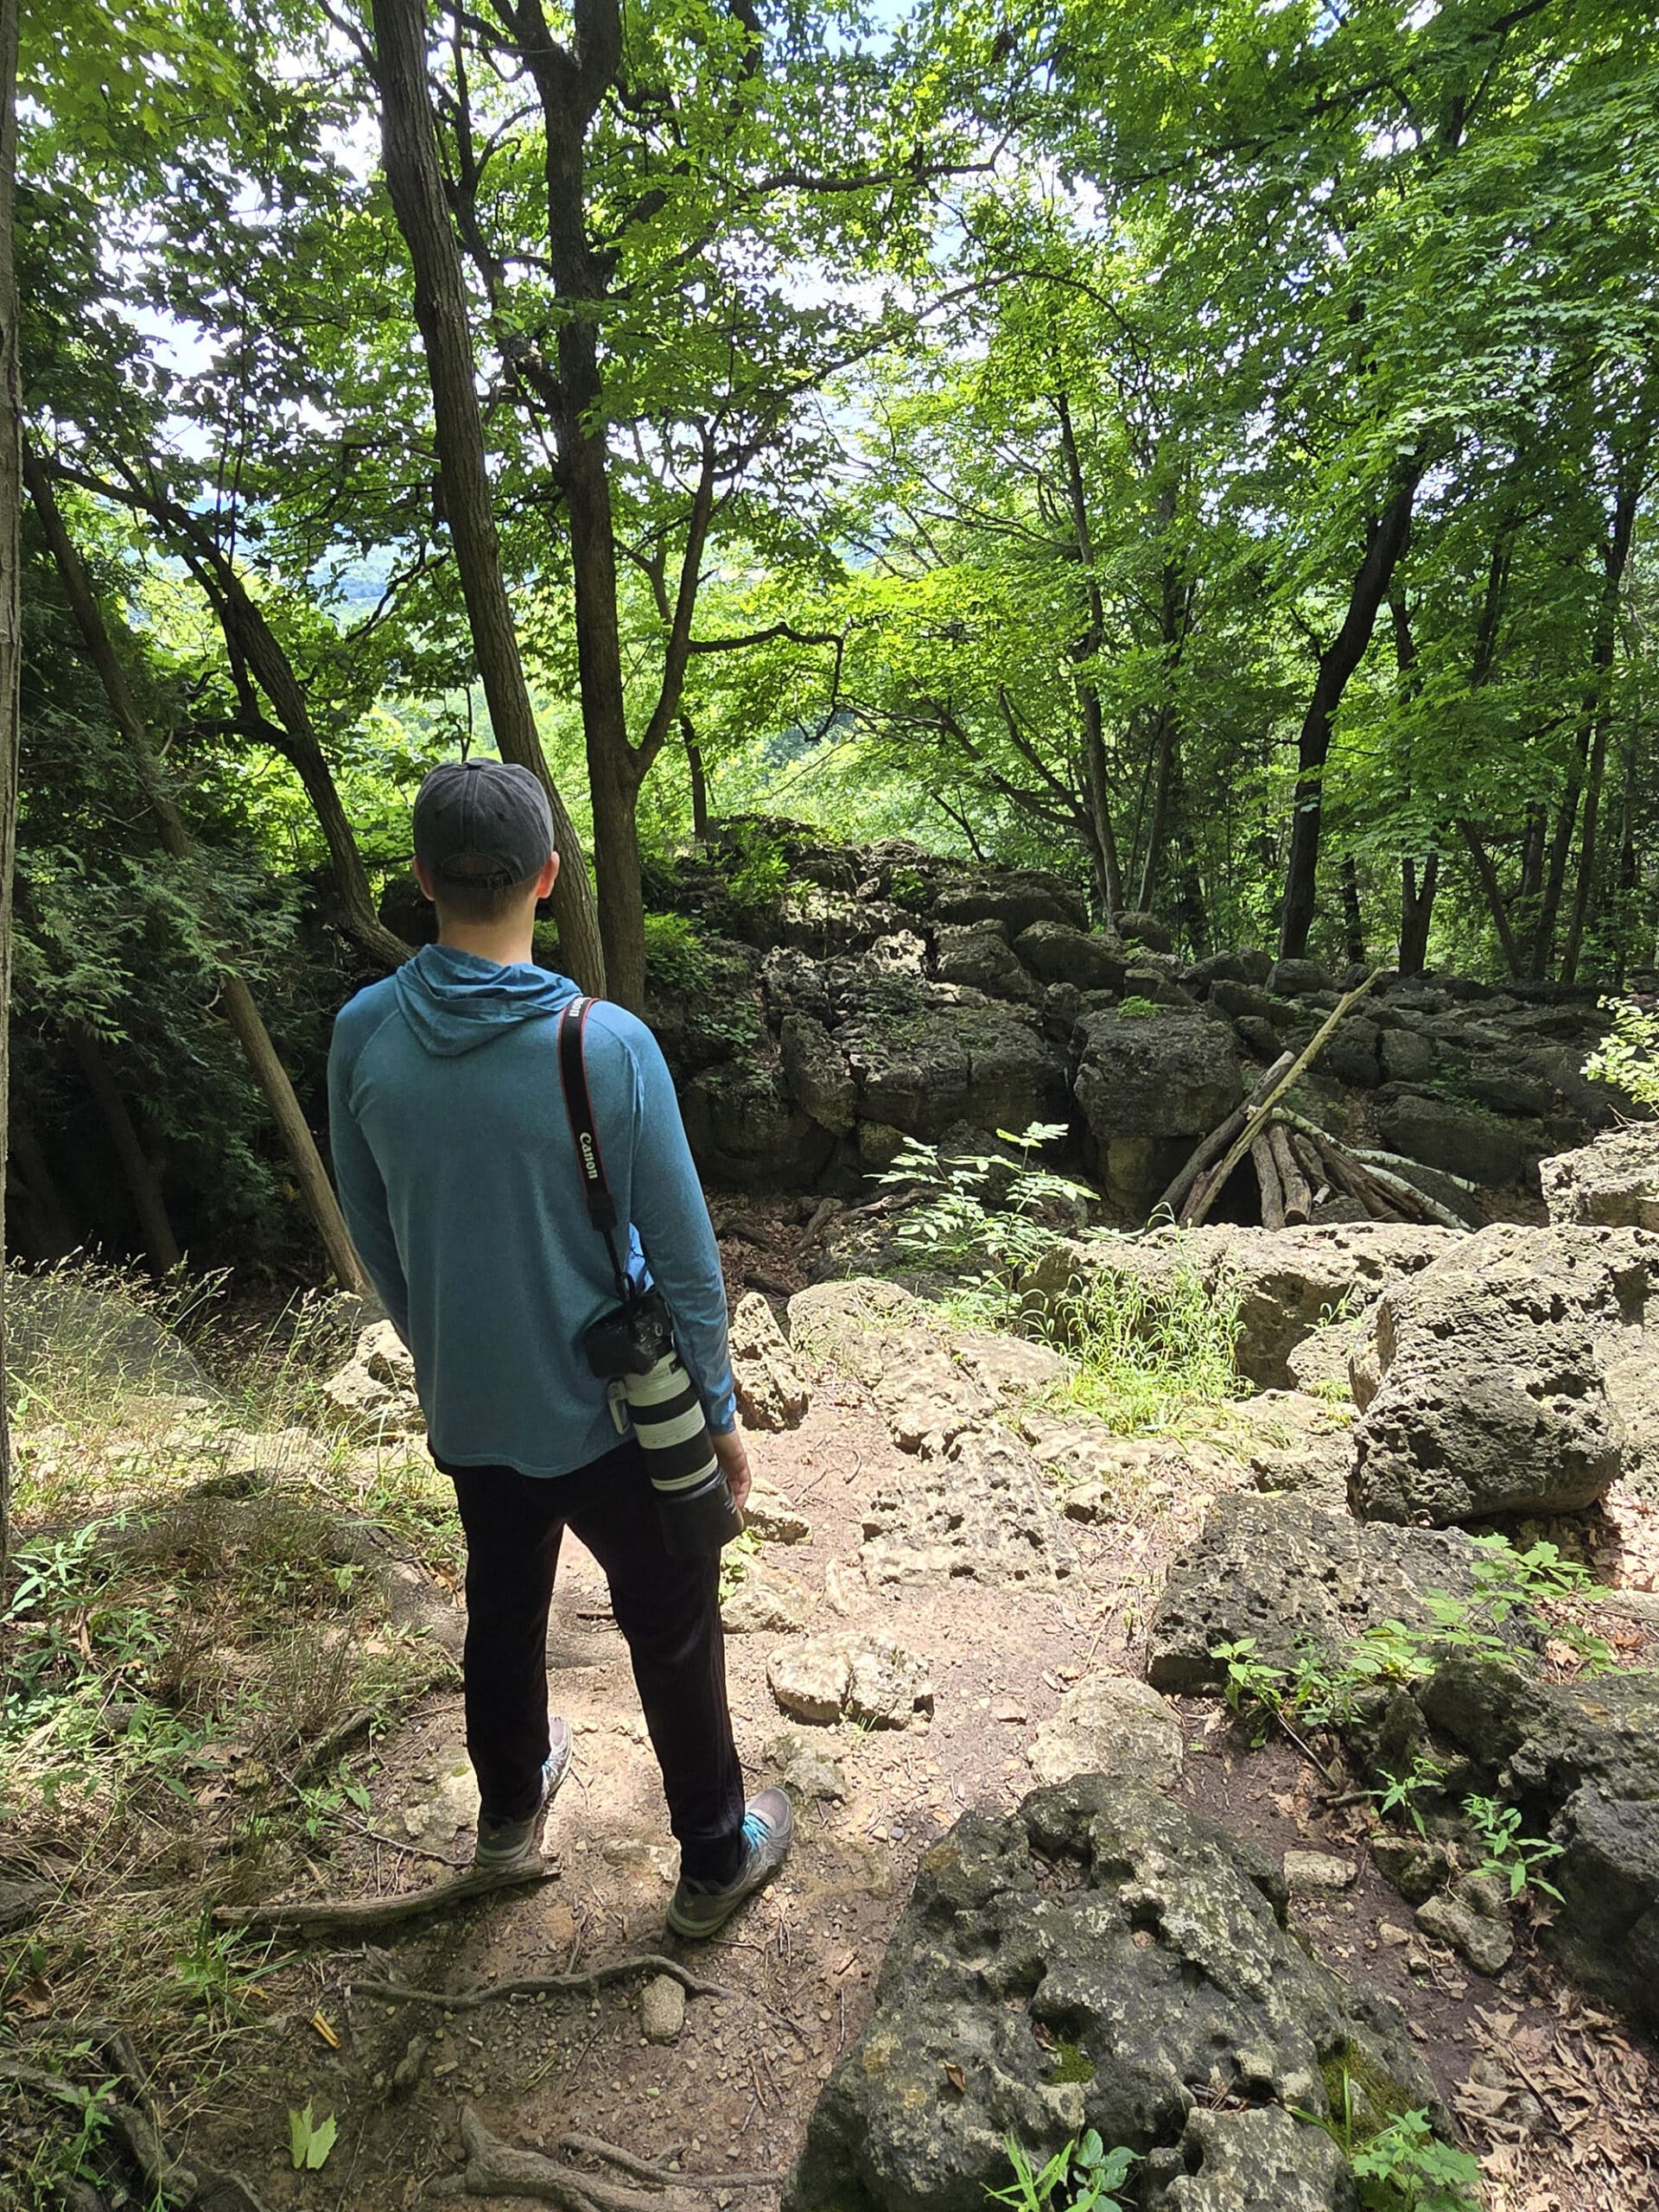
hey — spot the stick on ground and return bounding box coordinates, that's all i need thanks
[213,1857,557,1934]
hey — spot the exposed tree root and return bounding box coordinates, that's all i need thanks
[212,1856,556,1933]
[431,2110,779,2208]
[348,1951,739,2011]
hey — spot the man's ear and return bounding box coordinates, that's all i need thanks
[537,851,561,899]
[414,857,436,903]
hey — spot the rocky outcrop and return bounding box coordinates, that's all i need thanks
[1417,1656,1659,2035]
[785,1772,1436,2212]
[1025,1671,1184,1790]
[728,1292,810,1432]
[1024,1223,1454,1389]
[645,828,1642,1198]
[321,1319,424,1437]
[1541,1122,1659,1229]
[1350,1224,1659,1524]
[1146,1492,1491,1690]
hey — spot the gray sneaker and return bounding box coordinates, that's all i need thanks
[665,1789,793,1940]
[473,1718,572,1876]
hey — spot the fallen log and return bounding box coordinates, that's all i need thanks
[1268,1122,1312,1224]
[1153,1049,1294,1223]
[1184,971,1380,1225]
[1273,1109,1482,1199]
[213,1856,556,1935]
[1250,1133,1286,1231]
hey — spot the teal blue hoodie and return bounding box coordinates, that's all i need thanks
[327,944,736,1478]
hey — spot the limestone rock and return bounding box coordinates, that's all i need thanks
[322,1321,425,1437]
[1147,1492,1491,1692]
[838,1004,1066,1145]
[1541,1122,1659,1230]
[680,1062,835,1191]
[640,1974,687,2044]
[1267,957,1333,998]
[1143,2107,1357,2212]
[729,1292,810,1432]
[1072,1010,1243,1211]
[1014,920,1129,993]
[931,922,1041,1003]
[1371,1836,1456,1906]
[1415,1893,1514,1978]
[859,1428,1076,1589]
[1376,1089,1550,1190]
[744,1477,811,1545]
[767,1633,934,1728]
[931,868,1088,936]
[1284,1851,1357,1899]
[779,1012,856,1134]
[1026,1671,1184,1791]
[785,1772,1435,2212]
[1418,1655,1659,2033]
[1114,910,1173,955]
[1349,1224,1650,1523]
[721,1564,812,1635]
[402,1754,479,1849]
[1022,1223,1453,1390]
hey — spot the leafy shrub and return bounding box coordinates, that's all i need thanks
[643,911,718,995]
[726,821,791,910]
[1584,996,1659,1110]
[986,2130,1135,2212]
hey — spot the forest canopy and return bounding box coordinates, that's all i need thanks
[11,0,1659,1270]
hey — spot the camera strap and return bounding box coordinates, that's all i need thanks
[557,996,632,1310]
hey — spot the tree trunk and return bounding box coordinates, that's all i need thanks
[24,449,370,1294]
[1560,465,1643,986]
[369,0,604,995]
[683,715,709,844]
[67,1025,182,1274]
[0,0,20,1585]
[9,1119,75,1260]
[1397,852,1438,976]
[1279,465,1420,959]
[1458,819,1524,978]
[1339,854,1365,964]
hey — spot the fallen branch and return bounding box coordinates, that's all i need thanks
[1273,1109,1482,1199]
[348,1952,739,2012]
[213,1857,556,1934]
[1183,973,1380,1225]
[1250,1132,1286,1231]
[1268,1122,1312,1224]
[1152,1050,1294,1223]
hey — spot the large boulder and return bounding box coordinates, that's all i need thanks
[838,1005,1065,1144]
[1014,921,1129,994]
[1376,1088,1551,1189]
[931,922,1041,1002]
[1147,1491,1488,1691]
[1349,1225,1657,1524]
[931,869,1088,936]
[1072,1008,1242,1212]
[1540,1123,1659,1230]
[779,1012,856,1133]
[785,1772,1434,2212]
[679,1062,836,1189]
[1024,1223,1454,1390]
[1418,1656,1659,2036]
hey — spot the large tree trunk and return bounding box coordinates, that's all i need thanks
[24,451,370,1294]
[370,0,605,994]
[0,0,19,1585]
[1279,466,1421,959]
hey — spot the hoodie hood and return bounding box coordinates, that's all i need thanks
[394,942,578,1058]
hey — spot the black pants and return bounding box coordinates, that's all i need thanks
[442,1438,746,1887]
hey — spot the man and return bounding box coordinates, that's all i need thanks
[327,757,791,1937]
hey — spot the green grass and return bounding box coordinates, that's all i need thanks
[1043,1258,1244,1437]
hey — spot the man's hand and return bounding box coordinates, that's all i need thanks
[710,1425,752,1514]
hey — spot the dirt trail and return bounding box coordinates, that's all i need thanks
[188,1331,1656,2212]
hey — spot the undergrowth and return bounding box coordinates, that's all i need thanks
[876,1123,1243,1433]
[0,1259,459,2207]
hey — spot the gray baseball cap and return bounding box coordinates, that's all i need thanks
[413,759,556,889]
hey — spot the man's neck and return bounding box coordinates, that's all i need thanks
[435,918,537,967]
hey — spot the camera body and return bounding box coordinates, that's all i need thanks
[583,1287,743,1557]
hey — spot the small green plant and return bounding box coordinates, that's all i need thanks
[288,2102,338,2171]
[718,1527,760,1605]
[1369,1754,1447,1839]
[1461,1793,1565,1903]
[1584,996,1659,1110]
[878,1121,1090,1307]
[1300,2078,1482,2212]
[1115,995,1166,1020]
[725,822,790,910]
[889,863,931,910]
[986,2130,1136,2212]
